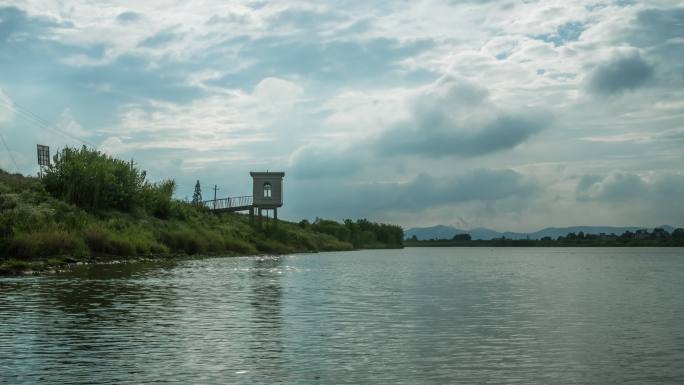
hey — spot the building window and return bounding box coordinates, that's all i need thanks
[263,182,272,198]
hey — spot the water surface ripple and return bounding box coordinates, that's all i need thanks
[2,248,684,384]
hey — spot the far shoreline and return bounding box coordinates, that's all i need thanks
[405,240,684,248]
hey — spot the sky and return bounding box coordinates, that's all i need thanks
[0,0,683,231]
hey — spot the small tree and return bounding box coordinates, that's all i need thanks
[192,180,202,205]
[452,233,471,241]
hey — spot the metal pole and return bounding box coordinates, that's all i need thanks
[213,184,218,210]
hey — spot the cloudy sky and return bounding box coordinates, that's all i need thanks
[1,0,683,231]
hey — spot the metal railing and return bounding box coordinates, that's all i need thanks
[203,195,253,211]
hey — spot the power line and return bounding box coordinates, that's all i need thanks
[0,133,19,173]
[0,98,97,148]
[0,98,97,147]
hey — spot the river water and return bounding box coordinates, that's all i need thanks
[2,247,684,384]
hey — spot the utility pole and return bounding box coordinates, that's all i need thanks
[129,158,137,171]
[213,184,219,210]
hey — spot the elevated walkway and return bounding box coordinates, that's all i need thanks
[203,195,253,213]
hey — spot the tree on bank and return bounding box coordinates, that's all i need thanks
[192,180,202,205]
[42,146,175,218]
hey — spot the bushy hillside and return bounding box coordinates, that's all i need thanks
[0,147,403,273]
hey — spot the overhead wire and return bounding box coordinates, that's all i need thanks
[0,98,98,148]
[0,132,20,173]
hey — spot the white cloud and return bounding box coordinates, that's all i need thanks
[103,77,307,156]
[320,87,413,140]
[2,0,684,228]
[253,77,303,109]
[56,109,91,137]
[180,153,253,172]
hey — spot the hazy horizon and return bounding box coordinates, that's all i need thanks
[405,223,676,231]
[1,1,683,231]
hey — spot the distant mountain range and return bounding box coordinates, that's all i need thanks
[404,225,676,241]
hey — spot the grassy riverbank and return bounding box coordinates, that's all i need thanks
[0,148,403,274]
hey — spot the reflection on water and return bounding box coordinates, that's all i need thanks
[2,248,684,384]
[248,256,285,379]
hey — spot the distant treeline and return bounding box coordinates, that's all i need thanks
[406,228,684,247]
[298,218,404,249]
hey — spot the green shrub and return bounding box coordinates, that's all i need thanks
[254,237,295,254]
[108,238,136,256]
[309,218,403,248]
[5,235,36,258]
[0,192,19,210]
[42,146,176,217]
[157,228,210,255]
[223,237,257,254]
[43,146,144,212]
[83,224,166,256]
[37,229,87,257]
[82,226,112,254]
[6,230,86,259]
[0,170,42,193]
[2,259,33,271]
[142,179,176,219]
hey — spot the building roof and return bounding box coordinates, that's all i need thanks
[250,171,285,177]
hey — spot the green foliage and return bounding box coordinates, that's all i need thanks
[257,222,354,252]
[1,165,401,271]
[157,227,228,255]
[141,179,176,219]
[6,229,87,259]
[82,223,168,256]
[0,169,42,193]
[43,146,145,212]
[310,218,404,249]
[41,146,175,218]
